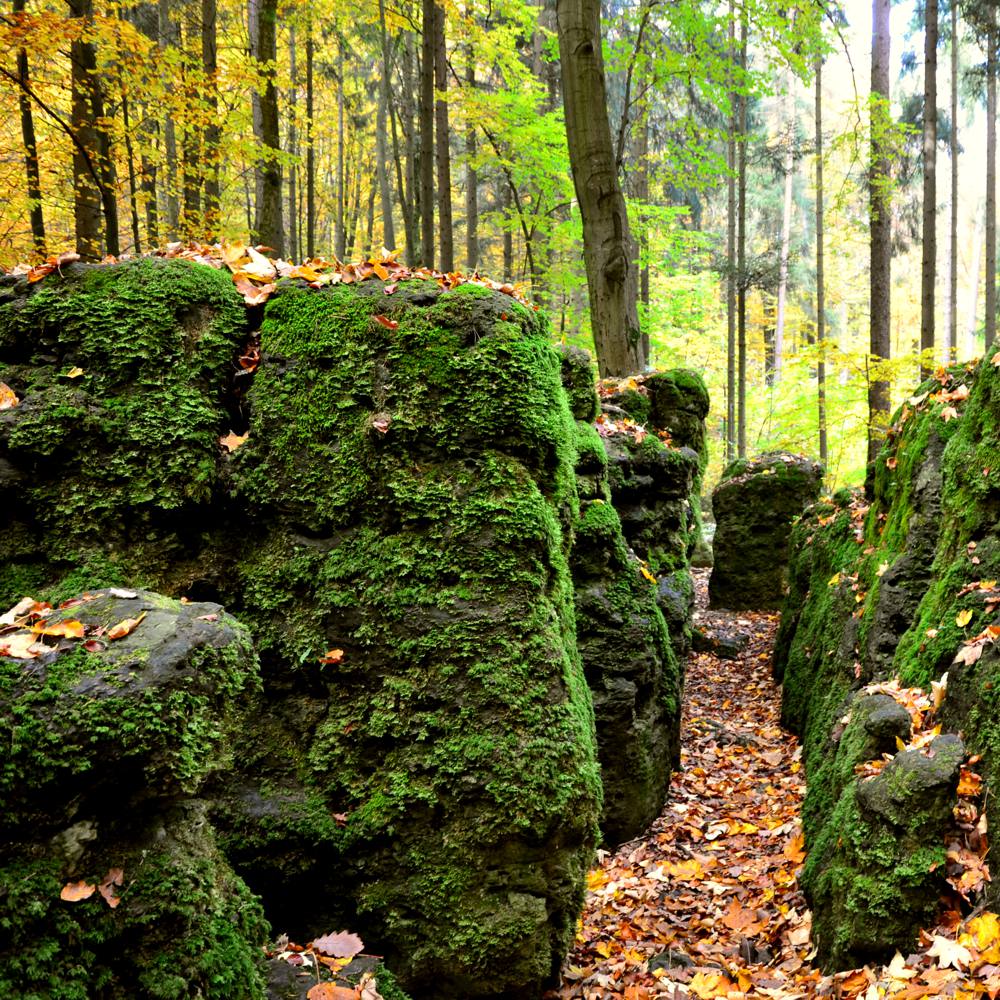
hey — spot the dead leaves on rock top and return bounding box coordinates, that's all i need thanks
[0,593,150,660]
[270,931,385,1000]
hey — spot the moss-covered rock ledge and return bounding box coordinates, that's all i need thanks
[773,356,1000,970]
[0,260,616,999]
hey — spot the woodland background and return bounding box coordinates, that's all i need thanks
[1,0,996,486]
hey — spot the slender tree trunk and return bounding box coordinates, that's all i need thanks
[202,0,220,238]
[726,1,736,463]
[69,0,103,259]
[336,40,347,259]
[774,68,795,385]
[920,0,938,375]
[987,8,997,351]
[122,95,142,251]
[946,0,958,360]
[465,20,478,271]
[420,0,435,266]
[637,115,650,313]
[366,179,376,253]
[376,0,396,251]
[870,0,893,465]
[159,0,180,240]
[14,0,44,253]
[288,25,298,261]
[434,2,453,271]
[306,19,315,257]
[737,15,748,457]
[816,56,828,467]
[399,36,420,260]
[253,0,284,252]
[556,0,644,377]
[966,203,984,357]
[501,179,513,278]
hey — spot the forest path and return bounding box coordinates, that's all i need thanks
[555,569,820,999]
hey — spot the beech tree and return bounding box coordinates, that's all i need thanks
[556,0,644,378]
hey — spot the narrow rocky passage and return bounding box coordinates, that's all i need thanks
[554,571,1000,1000]
[556,569,816,999]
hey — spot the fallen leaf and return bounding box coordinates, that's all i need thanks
[220,431,249,453]
[107,611,147,641]
[98,868,123,908]
[60,880,96,902]
[31,619,85,639]
[957,609,974,628]
[306,985,356,1000]
[310,930,364,960]
[0,381,20,410]
[0,597,36,624]
[0,631,44,658]
[318,648,345,665]
[108,589,138,599]
[64,366,85,378]
[373,314,399,330]
[927,933,972,970]
[942,405,960,422]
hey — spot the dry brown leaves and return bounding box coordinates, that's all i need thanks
[555,571,1000,999]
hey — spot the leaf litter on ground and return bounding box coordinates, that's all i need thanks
[555,569,1000,999]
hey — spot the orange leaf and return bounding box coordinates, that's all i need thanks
[373,314,398,330]
[310,930,364,959]
[306,985,357,1000]
[220,431,249,453]
[0,382,19,410]
[60,880,96,902]
[32,619,85,639]
[107,611,147,641]
[318,648,345,665]
[98,867,123,908]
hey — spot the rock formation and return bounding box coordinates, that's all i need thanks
[709,451,823,611]
[773,358,1000,969]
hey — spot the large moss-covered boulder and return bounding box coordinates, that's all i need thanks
[0,590,268,1000]
[559,348,681,845]
[0,259,247,606]
[803,734,964,969]
[221,281,601,998]
[709,451,823,610]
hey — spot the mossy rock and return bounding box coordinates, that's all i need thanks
[709,451,823,610]
[556,344,599,422]
[0,258,246,607]
[0,589,259,836]
[569,425,681,846]
[223,280,601,999]
[802,735,963,970]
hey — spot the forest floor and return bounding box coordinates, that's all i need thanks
[554,570,1000,1000]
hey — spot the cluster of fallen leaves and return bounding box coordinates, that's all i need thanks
[0,591,146,660]
[596,412,653,447]
[60,868,123,909]
[556,570,1000,999]
[597,375,674,446]
[151,241,533,309]
[269,930,385,1000]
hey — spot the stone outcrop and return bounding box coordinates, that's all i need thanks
[0,590,269,999]
[773,357,1000,969]
[559,347,682,847]
[0,261,609,1000]
[709,451,823,610]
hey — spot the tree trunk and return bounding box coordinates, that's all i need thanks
[556,0,644,377]
[966,202,984,357]
[946,0,958,360]
[376,0,396,251]
[399,35,420,261]
[501,179,513,278]
[336,39,347,259]
[14,0,44,254]
[434,2,453,271]
[870,0,892,466]
[726,0,736,463]
[637,115,650,314]
[159,0,180,240]
[465,22,478,271]
[253,0,284,252]
[816,55,828,467]
[920,0,937,375]
[306,19,315,257]
[987,7,997,351]
[420,0,435,266]
[288,25,298,261]
[122,95,142,252]
[774,67,795,385]
[69,0,104,259]
[737,15,748,458]
[202,0,220,239]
